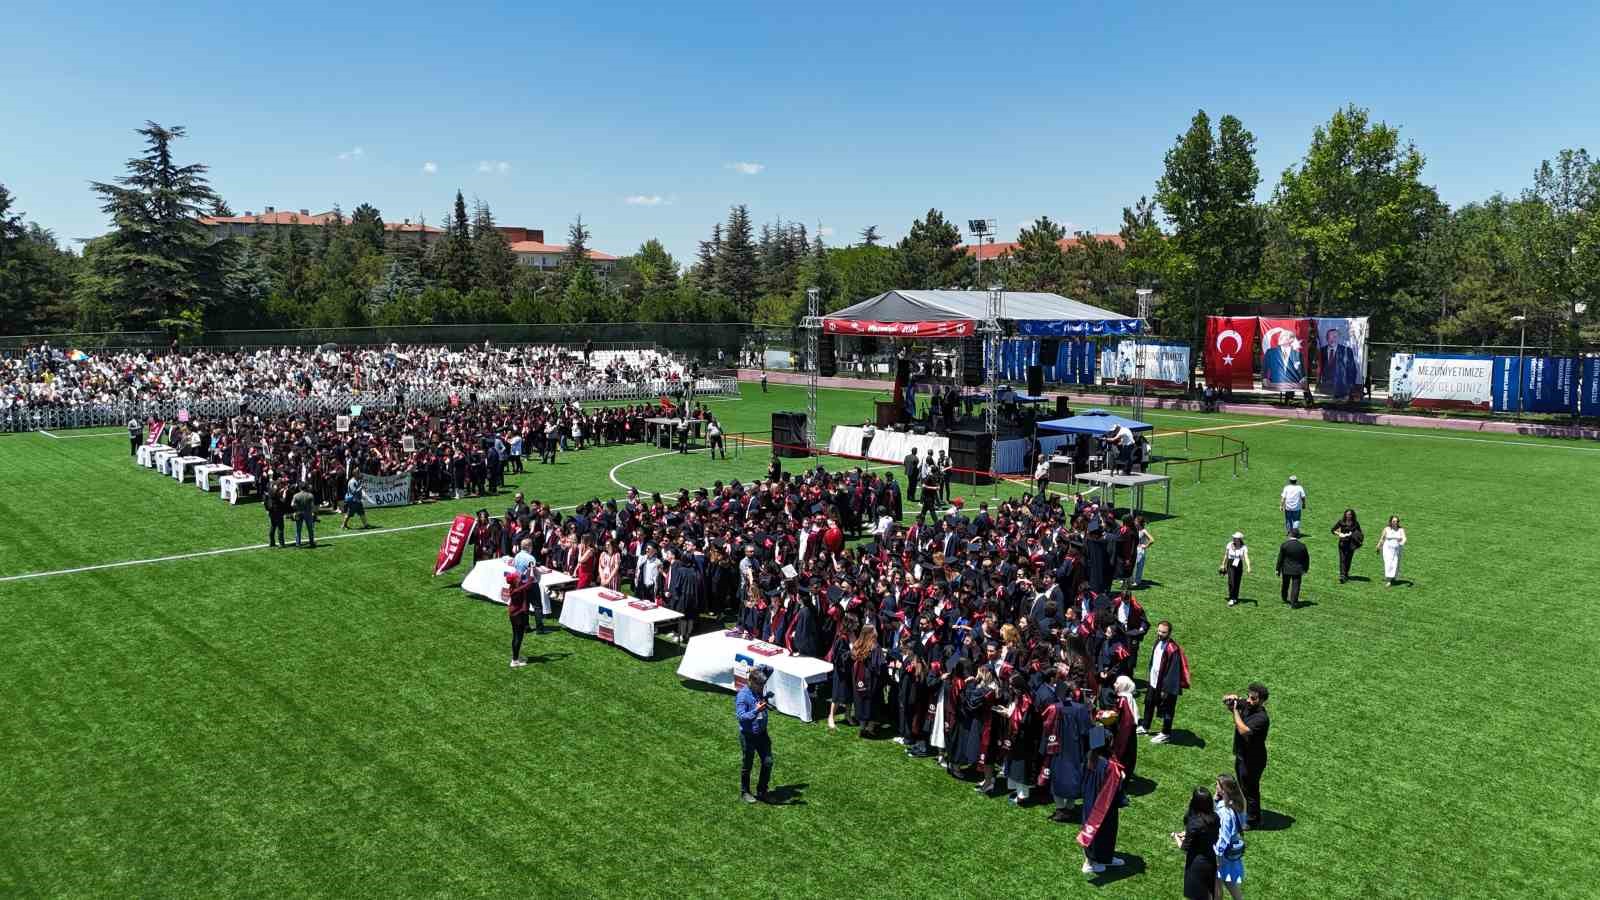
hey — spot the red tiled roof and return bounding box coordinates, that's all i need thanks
[197,210,446,233]
[962,233,1125,260]
[508,241,617,262]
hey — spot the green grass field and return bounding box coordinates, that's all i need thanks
[3,382,1598,899]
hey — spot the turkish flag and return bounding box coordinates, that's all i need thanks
[1204,316,1258,389]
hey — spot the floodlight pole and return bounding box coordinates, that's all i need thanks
[1133,288,1154,423]
[803,287,822,447]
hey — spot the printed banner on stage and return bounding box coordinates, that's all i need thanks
[1107,341,1190,388]
[1055,340,1098,385]
[1313,317,1369,399]
[433,514,476,576]
[1583,358,1600,416]
[1204,316,1258,390]
[361,472,412,508]
[1389,353,1494,410]
[1503,356,1579,413]
[1015,318,1142,337]
[1259,318,1312,391]
[823,318,975,338]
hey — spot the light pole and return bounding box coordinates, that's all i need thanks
[1511,314,1527,416]
[1133,288,1154,421]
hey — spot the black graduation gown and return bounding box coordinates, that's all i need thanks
[667,563,701,617]
[852,647,886,722]
[785,604,818,658]
[896,667,926,738]
[830,635,854,699]
[1084,538,1111,591]
[952,682,994,767]
[1081,755,1126,862]
[1040,699,1090,801]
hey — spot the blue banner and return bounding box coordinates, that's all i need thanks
[1520,356,1578,413]
[1491,357,1521,412]
[1016,319,1143,337]
[1583,358,1600,416]
[1055,340,1098,385]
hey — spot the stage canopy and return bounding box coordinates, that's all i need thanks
[1036,411,1154,437]
[822,290,1143,338]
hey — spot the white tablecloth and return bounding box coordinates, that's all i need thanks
[460,557,577,615]
[557,586,683,658]
[195,464,232,491]
[152,449,180,473]
[171,456,207,482]
[676,631,834,721]
[220,474,256,504]
[136,444,171,467]
[827,425,949,465]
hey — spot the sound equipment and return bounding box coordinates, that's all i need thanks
[1056,395,1074,417]
[895,358,912,383]
[946,430,994,485]
[961,338,983,387]
[770,411,809,458]
[818,334,836,377]
[1040,338,1060,361]
[1026,364,1044,397]
[859,337,878,356]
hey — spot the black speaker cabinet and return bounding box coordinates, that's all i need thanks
[946,430,994,485]
[771,411,810,458]
[961,337,984,387]
[1056,395,1074,417]
[818,334,837,377]
[1040,337,1060,361]
[1026,364,1044,397]
[895,358,912,382]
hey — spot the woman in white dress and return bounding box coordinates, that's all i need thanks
[1378,515,1407,587]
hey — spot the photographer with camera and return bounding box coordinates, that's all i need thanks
[735,666,776,804]
[1223,683,1271,829]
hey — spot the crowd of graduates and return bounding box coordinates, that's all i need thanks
[472,459,1254,887]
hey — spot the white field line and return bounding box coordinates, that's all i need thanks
[49,431,128,439]
[0,502,581,584]
[1176,418,1289,435]
[37,430,59,439]
[1144,410,1600,452]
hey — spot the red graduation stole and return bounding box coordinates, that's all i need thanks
[1076,757,1127,848]
[783,607,803,651]
[1176,642,1192,689]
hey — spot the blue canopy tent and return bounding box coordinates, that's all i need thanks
[1035,412,1155,437]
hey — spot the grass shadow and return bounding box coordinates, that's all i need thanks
[1163,729,1206,749]
[1288,599,1318,610]
[1088,852,1146,886]
[1124,774,1157,797]
[1253,809,1296,831]
[519,650,572,666]
[764,782,809,806]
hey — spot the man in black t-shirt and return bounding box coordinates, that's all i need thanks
[1226,682,1271,828]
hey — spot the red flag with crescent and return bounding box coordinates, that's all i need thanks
[1204,316,1258,390]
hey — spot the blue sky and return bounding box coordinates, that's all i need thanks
[4,1,1598,265]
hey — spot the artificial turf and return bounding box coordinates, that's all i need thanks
[1,382,1597,899]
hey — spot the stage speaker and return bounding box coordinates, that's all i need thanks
[1040,338,1060,361]
[895,358,911,383]
[770,411,810,458]
[961,337,984,387]
[875,400,899,428]
[1056,395,1074,417]
[818,334,837,377]
[1026,364,1044,397]
[946,430,994,485]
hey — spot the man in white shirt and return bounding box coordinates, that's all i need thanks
[1279,475,1306,535]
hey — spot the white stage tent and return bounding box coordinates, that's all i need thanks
[822,290,1143,337]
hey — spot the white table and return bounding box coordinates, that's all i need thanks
[220,474,257,505]
[171,456,207,483]
[557,587,683,658]
[195,464,233,491]
[676,631,834,721]
[1073,470,1172,515]
[151,448,180,473]
[460,557,578,616]
[136,444,171,467]
[827,425,949,465]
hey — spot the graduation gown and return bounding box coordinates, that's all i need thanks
[1038,698,1090,801]
[666,563,701,617]
[830,635,854,699]
[952,682,995,767]
[1084,538,1112,592]
[852,647,887,722]
[1080,755,1127,862]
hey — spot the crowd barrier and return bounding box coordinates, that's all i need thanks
[1,376,740,434]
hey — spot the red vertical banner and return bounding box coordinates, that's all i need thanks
[433,514,477,576]
[1203,317,1258,389]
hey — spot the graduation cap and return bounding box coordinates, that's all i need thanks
[1087,725,1112,751]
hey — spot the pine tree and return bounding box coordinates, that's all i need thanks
[87,121,227,336]
[695,222,722,287]
[442,190,475,293]
[472,199,517,299]
[859,225,881,247]
[349,203,386,254]
[716,204,759,316]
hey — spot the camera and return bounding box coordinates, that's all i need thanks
[1223,695,1240,710]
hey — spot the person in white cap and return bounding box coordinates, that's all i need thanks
[1279,475,1306,535]
[1219,532,1251,606]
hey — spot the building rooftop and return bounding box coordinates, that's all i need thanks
[961,233,1125,260]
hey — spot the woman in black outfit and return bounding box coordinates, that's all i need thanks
[1331,508,1363,584]
[1174,786,1221,899]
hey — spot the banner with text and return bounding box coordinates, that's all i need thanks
[361,472,413,508]
[1584,358,1600,416]
[1514,356,1579,413]
[1389,353,1493,410]
[1312,316,1369,400]
[1055,340,1099,385]
[1107,341,1190,388]
[1259,318,1312,391]
[433,514,477,576]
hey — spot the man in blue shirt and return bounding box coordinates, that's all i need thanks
[735,667,775,803]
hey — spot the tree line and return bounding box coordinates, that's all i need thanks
[1,109,1595,347]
